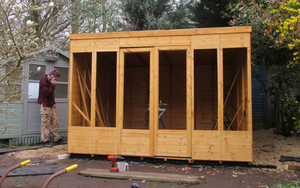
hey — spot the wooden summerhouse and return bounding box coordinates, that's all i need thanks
[67,26,253,163]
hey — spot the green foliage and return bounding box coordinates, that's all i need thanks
[274,180,300,188]
[190,0,233,28]
[229,0,300,136]
[121,0,192,30]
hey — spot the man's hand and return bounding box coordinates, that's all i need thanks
[51,78,57,85]
[54,104,56,109]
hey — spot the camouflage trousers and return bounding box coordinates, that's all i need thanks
[40,104,61,142]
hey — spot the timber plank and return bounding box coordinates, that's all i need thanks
[79,168,200,184]
[70,26,251,40]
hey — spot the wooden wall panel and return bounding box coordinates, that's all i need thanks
[95,39,119,51]
[221,131,252,162]
[191,35,219,49]
[93,128,118,155]
[192,131,221,160]
[67,128,93,154]
[120,36,190,47]
[70,40,95,52]
[156,131,187,157]
[121,130,150,156]
[220,34,250,48]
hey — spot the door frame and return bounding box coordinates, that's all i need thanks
[117,46,192,158]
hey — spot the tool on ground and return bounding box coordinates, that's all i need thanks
[107,156,124,172]
[280,155,300,162]
[0,159,31,185]
[41,164,78,188]
[131,183,138,188]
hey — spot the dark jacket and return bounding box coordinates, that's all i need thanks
[37,74,56,107]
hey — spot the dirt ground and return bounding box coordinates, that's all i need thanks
[0,128,300,188]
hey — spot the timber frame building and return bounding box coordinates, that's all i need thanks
[68,26,253,163]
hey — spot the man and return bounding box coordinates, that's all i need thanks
[37,68,62,146]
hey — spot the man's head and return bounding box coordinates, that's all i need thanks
[48,69,60,81]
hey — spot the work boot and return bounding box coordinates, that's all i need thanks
[54,138,63,145]
[42,141,52,147]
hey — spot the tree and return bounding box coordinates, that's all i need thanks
[190,0,233,28]
[229,0,300,136]
[121,0,192,30]
[0,0,52,135]
[80,0,122,33]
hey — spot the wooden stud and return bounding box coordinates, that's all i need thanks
[91,154,94,157]
[91,52,97,128]
[247,47,253,132]
[76,68,89,121]
[78,71,104,127]
[217,48,224,131]
[67,52,74,153]
[117,50,124,155]
[72,102,91,125]
[186,46,192,158]
[227,96,247,130]
[223,65,241,109]
[149,48,155,157]
[219,161,223,164]
[152,47,158,156]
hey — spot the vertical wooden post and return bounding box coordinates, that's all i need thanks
[91,51,97,155]
[152,48,159,156]
[117,50,124,155]
[91,52,97,128]
[191,48,195,132]
[247,47,253,132]
[217,48,224,131]
[67,50,74,152]
[149,48,155,157]
[186,47,192,157]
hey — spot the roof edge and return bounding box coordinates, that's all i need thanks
[69,26,252,40]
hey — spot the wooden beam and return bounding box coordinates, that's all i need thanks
[217,48,224,131]
[247,47,253,132]
[117,50,125,155]
[223,65,241,109]
[91,52,97,128]
[186,47,192,157]
[78,71,104,127]
[72,102,91,125]
[227,96,247,131]
[79,168,201,184]
[287,164,300,171]
[70,26,252,40]
[76,68,89,120]
[86,67,106,127]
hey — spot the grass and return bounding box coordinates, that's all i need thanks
[273,180,300,188]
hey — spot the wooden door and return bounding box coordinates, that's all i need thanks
[153,46,192,158]
[117,48,154,157]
